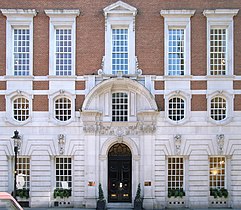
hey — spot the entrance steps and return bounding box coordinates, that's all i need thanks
[107,203,133,210]
[108,209,133,210]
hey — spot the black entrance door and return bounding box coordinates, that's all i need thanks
[108,143,132,202]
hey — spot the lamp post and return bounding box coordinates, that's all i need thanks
[11,130,21,199]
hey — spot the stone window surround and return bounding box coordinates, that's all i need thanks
[103,1,137,75]
[44,9,80,76]
[206,90,234,125]
[13,96,30,122]
[161,10,195,76]
[48,90,76,125]
[1,9,36,76]
[203,9,239,76]
[165,90,191,125]
[5,90,33,125]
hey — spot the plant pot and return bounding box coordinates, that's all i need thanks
[96,200,106,210]
[134,200,143,210]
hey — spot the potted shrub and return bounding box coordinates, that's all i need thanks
[16,188,30,199]
[53,188,72,199]
[96,184,106,210]
[210,188,228,198]
[134,184,143,210]
[168,188,185,198]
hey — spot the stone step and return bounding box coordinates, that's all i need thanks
[107,209,133,210]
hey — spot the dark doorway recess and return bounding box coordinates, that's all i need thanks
[108,143,132,203]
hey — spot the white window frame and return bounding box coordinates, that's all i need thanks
[167,156,185,190]
[207,90,233,125]
[13,96,30,122]
[5,90,32,125]
[1,9,36,76]
[55,156,72,189]
[161,10,195,76]
[203,9,239,76]
[54,96,72,122]
[17,156,30,190]
[103,1,137,75]
[112,91,129,122]
[165,90,191,125]
[210,96,227,121]
[209,156,226,189]
[45,9,80,76]
[49,90,75,125]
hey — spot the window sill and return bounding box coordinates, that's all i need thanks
[48,75,77,80]
[4,75,34,81]
[206,75,235,80]
[163,75,193,80]
[207,116,232,126]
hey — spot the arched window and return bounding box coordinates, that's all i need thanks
[54,97,72,121]
[210,96,226,121]
[13,97,30,121]
[168,97,185,121]
[112,92,128,122]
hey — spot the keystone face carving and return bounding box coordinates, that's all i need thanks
[58,134,65,154]
[217,134,225,154]
[174,134,182,155]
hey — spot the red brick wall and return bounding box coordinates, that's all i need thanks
[0,14,6,76]
[0,0,240,112]
[76,95,85,111]
[33,12,49,76]
[155,81,164,90]
[155,95,164,111]
[191,81,207,90]
[0,81,6,90]
[234,95,241,111]
[0,95,6,111]
[233,81,241,89]
[76,81,85,90]
[191,12,206,76]
[191,95,207,111]
[33,95,48,111]
[0,0,240,76]
[33,81,49,90]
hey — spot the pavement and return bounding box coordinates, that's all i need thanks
[24,208,240,210]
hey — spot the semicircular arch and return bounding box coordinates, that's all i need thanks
[100,136,139,157]
[82,78,157,112]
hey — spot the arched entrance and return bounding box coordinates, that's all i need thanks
[108,143,132,203]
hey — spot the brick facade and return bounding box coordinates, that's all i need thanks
[0,1,241,209]
[33,81,49,90]
[191,95,207,111]
[33,95,48,111]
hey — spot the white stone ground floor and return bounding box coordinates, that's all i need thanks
[1,118,241,209]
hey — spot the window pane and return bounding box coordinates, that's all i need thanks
[112,29,128,74]
[112,92,128,122]
[13,29,30,76]
[55,29,72,76]
[210,97,226,121]
[168,157,184,190]
[56,157,72,189]
[17,157,30,189]
[55,97,71,121]
[168,29,185,76]
[209,156,226,188]
[13,97,30,121]
[210,28,227,75]
[168,97,185,121]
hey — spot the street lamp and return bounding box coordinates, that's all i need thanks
[11,130,21,199]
